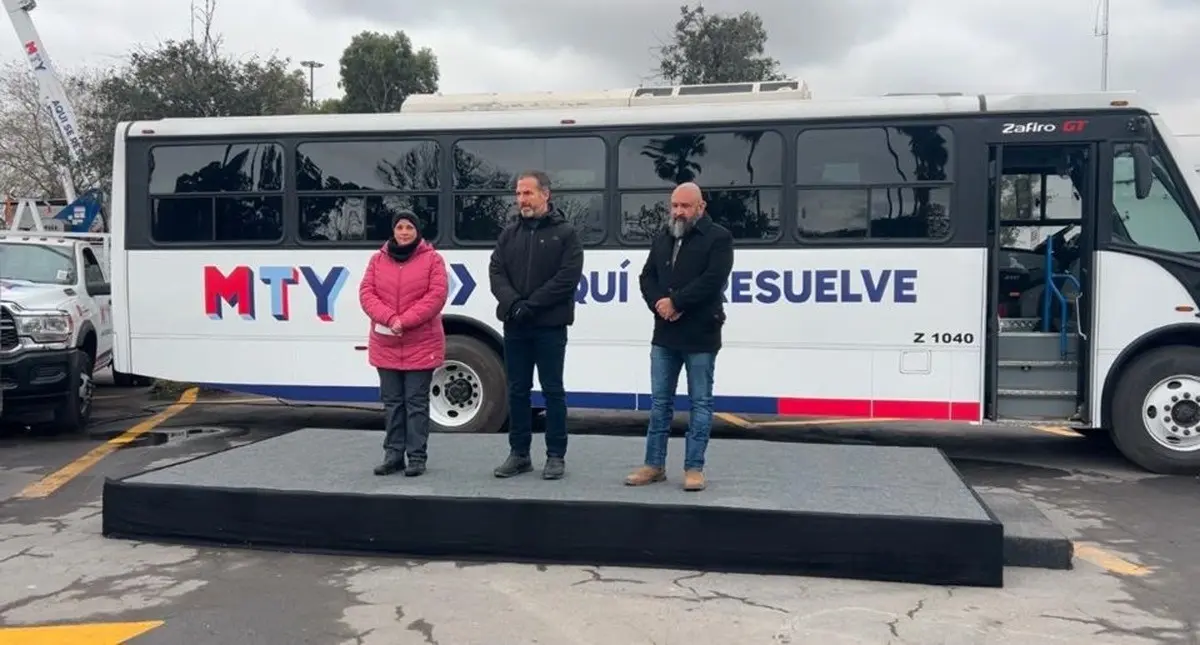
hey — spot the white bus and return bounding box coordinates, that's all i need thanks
[109,83,1200,475]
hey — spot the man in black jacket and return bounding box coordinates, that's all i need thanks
[625,182,734,492]
[488,170,585,480]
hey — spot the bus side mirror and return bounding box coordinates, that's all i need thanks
[1132,143,1153,199]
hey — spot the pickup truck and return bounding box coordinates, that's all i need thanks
[0,230,119,433]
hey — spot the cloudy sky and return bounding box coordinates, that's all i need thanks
[10,0,1200,145]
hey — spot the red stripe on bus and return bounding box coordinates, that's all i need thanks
[776,397,981,421]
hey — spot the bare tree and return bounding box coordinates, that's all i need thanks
[191,0,222,60]
[0,60,98,199]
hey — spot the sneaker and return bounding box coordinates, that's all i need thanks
[493,454,533,478]
[374,454,404,476]
[542,457,565,480]
[404,461,426,477]
[624,466,666,486]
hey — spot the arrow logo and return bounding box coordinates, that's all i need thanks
[448,263,476,306]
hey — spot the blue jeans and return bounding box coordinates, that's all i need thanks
[643,344,716,471]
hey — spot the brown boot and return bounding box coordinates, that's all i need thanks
[624,466,666,486]
[683,470,706,491]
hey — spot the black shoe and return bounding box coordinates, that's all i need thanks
[374,454,404,476]
[404,461,426,477]
[493,454,533,478]
[542,457,565,480]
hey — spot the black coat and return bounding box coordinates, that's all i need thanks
[638,215,735,353]
[488,207,584,328]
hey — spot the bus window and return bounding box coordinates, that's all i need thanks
[452,136,606,244]
[795,125,953,241]
[617,130,783,244]
[1111,143,1200,254]
[148,142,285,243]
[295,140,441,243]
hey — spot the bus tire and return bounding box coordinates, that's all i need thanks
[1110,344,1200,475]
[430,334,508,434]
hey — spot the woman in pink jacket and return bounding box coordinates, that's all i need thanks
[358,210,449,477]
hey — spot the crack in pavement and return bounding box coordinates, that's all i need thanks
[407,618,438,644]
[387,604,438,644]
[0,503,205,624]
[0,546,52,565]
[642,571,790,614]
[570,567,647,587]
[1042,612,1199,644]
[886,598,926,638]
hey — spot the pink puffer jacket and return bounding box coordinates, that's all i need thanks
[358,240,449,372]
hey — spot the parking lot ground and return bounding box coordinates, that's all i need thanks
[1,385,1199,644]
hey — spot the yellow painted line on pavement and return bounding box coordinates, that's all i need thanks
[714,412,755,428]
[1032,424,1085,438]
[194,396,279,405]
[754,417,902,427]
[1074,542,1151,576]
[15,388,198,500]
[0,620,162,644]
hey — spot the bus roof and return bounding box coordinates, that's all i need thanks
[121,88,1150,139]
[400,80,815,112]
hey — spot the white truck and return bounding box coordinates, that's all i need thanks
[0,229,114,432]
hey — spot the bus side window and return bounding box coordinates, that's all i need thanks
[1111,144,1200,254]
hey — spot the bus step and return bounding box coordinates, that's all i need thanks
[998,332,1079,361]
[997,388,1078,420]
[997,360,1077,392]
[999,317,1040,332]
[998,317,1081,334]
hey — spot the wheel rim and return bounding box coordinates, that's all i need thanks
[429,360,484,430]
[1141,374,1200,452]
[78,369,93,415]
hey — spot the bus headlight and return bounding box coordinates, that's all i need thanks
[15,312,72,343]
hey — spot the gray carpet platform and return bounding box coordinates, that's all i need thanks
[102,428,1008,587]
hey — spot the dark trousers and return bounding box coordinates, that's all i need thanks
[504,323,568,458]
[378,368,434,462]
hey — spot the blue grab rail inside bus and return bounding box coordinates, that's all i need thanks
[1040,234,1081,359]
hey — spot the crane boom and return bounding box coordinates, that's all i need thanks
[3,0,84,165]
[1,0,108,233]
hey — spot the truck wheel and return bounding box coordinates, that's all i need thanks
[52,349,95,434]
[428,335,508,433]
[1110,344,1200,475]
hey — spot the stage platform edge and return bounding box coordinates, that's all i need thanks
[101,428,1039,588]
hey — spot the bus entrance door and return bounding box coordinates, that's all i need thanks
[985,142,1098,424]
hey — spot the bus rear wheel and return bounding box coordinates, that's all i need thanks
[429,334,508,434]
[1111,344,1200,475]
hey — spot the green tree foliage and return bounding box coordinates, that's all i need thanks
[78,38,308,194]
[336,30,439,113]
[657,4,787,85]
[635,6,791,240]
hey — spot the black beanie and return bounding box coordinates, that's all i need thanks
[392,210,420,230]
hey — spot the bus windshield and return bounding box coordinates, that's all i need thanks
[1112,143,1200,254]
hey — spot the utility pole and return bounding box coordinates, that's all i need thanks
[300,60,323,107]
[1096,0,1110,90]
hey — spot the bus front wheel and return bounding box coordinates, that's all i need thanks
[429,334,508,434]
[1111,344,1200,475]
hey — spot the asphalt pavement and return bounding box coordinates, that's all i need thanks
[0,378,1198,644]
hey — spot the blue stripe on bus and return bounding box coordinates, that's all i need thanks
[198,382,779,414]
